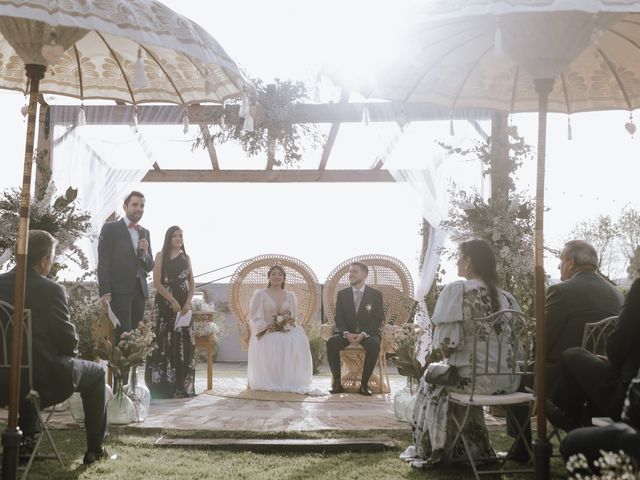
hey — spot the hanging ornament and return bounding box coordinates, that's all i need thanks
[625,113,637,137]
[567,116,572,140]
[494,17,504,57]
[182,107,190,134]
[41,28,65,66]
[204,76,216,96]
[133,105,139,132]
[362,104,370,126]
[77,103,86,127]
[449,112,455,136]
[238,91,250,119]
[133,47,149,88]
[313,72,322,103]
[243,114,254,132]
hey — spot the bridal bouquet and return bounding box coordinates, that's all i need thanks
[256,310,296,339]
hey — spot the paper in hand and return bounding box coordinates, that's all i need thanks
[174,310,192,331]
[107,302,121,328]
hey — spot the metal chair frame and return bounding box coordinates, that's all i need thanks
[0,300,64,479]
[445,309,535,479]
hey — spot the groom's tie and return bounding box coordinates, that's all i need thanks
[354,289,363,312]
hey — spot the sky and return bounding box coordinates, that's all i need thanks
[2,1,640,288]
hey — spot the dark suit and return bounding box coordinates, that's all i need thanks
[544,270,623,395]
[0,267,106,452]
[97,218,154,335]
[326,285,384,386]
[553,278,640,424]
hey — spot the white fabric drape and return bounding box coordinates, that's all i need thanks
[50,105,159,268]
[391,153,448,326]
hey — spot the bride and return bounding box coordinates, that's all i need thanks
[247,265,326,395]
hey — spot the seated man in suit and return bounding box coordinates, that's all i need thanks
[549,277,640,432]
[326,261,384,396]
[0,230,108,464]
[507,240,623,461]
[544,240,624,395]
[560,365,640,470]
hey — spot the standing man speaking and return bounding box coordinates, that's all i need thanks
[98,191,154,339]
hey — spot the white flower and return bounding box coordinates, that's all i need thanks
[365,304,372,312]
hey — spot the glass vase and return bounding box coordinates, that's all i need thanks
[107,375,136,425]
[124,367,151,422]
[68,392,84,422]
[393,378,418,423]
[69,383,115,423]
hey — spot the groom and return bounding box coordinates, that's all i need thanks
[326,261,384,396]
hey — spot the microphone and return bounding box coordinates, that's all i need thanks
[137,229,147,258]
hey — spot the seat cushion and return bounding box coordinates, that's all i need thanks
[448,391,534,406]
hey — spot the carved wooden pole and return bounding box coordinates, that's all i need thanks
[2,63,46,480]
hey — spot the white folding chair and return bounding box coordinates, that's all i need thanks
[0,300,64,479]
[446,309,534,479]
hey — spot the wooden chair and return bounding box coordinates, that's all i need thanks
[322,254,415,394]
[447,309,534,479]
[229,254,321,351]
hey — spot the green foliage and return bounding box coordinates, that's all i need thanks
[0,185,92,278]
[65,281,104,360]
[567,205,640,281]
[308,324,327,375]
[194,78,325,167]
[440,127,536,317]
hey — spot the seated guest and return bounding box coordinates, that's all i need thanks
[507,240,624,459]
[544,240,623,394]
[549,277,640,431]
[560,366,640,469]
[401,239,522,468]
[0,230,108,464]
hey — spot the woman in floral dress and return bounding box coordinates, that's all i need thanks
[145,225,196,398]
[401,239,523,467]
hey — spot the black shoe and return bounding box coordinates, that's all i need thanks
[83,447,113,465]
[546,399,578,432]
[329,384,344,394]
[358,386,373,396]
[506,447,531,465]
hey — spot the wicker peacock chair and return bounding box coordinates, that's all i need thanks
[229,254,321,351]
[322,254,416,393]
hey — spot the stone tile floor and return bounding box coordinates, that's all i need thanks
[0,363,505,433]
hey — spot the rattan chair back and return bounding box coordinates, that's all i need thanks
[323,254,415,335]
[229,254,320,351]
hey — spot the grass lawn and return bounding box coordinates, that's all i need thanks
[1,425,568,479]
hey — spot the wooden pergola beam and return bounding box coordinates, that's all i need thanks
[53,103,491,126]
[319,89,350,171]
[141,169,397,183]
[198,124,220,170]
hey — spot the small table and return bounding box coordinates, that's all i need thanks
[193,311,215,390]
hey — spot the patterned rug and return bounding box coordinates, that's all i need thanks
[204,384,393,403]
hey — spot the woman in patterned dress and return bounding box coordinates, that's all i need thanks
[145,225,196,398]
[401,239,523,467]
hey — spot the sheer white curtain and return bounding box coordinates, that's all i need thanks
[391,153,448,325]
[50,105,168,268]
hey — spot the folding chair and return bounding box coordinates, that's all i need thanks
[0,300,64,479]
[446,309,534,480]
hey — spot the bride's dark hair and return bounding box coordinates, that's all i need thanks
[267,265,286,289]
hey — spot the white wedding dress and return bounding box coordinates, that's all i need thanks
[247,288,327,395]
